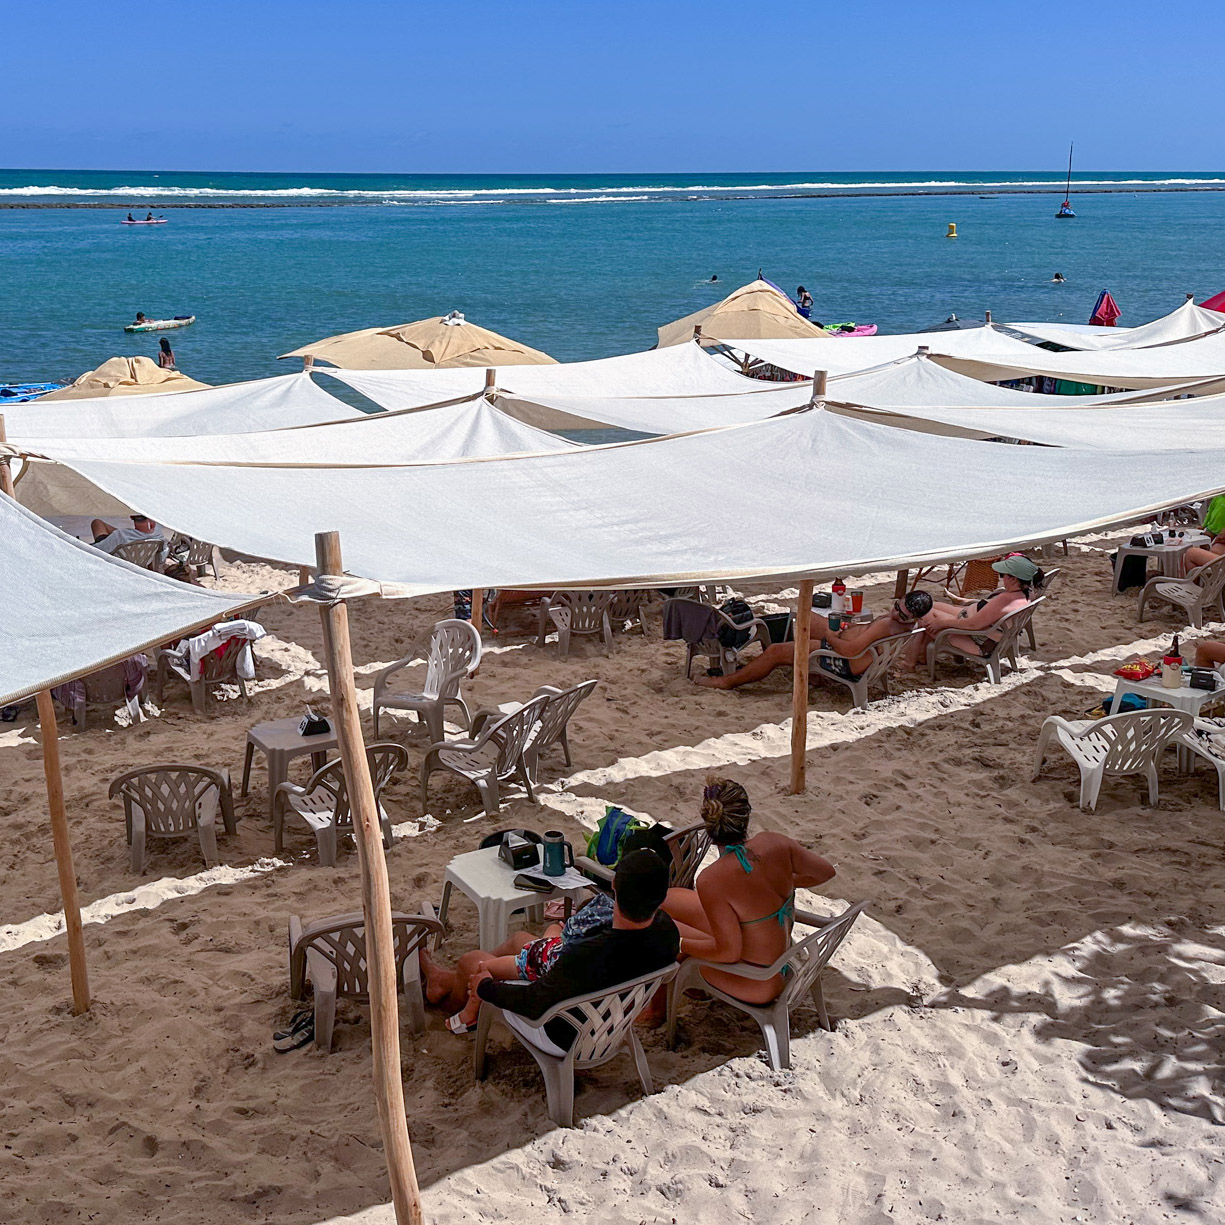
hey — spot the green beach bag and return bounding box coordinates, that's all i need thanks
[1204,496,1225,537]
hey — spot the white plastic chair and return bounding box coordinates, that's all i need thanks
[1032,709,1192,811]
[809,629,917,710]
[538,591,614,657]
[575,821,712,890]
[666,901,867,1071]
[420,695,548,816]
[927,597,1044,684]
[274,742,407,865]
[109,764,236,874]
[1176,716,1225,810]
[288,910,442,1052]
[663,597,771,679]
[1136,555,1225,630]
[1025,568,1060,650]
[473,962,679,1127]
[111,538,165,571]
[372,618,482,741]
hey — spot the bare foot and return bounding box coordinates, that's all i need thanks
[418,948,453,1007]
[693,673,730,689]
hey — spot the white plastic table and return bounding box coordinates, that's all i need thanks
[1111,674,1225,769]
[438,845,591,951]
[241,716,338,819]
[1112,533,1209,595]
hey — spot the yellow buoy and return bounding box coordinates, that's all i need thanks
[946,222,958,238]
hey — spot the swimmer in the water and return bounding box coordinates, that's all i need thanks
[1052,272,1066,283]
[710,274,718,282]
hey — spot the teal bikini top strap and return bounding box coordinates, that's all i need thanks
[724,843,753,873]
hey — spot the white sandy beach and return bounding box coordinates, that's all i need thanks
[0,536,1223,1225]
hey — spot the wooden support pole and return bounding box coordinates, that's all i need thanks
[484,368,496,393]
[313,531,423,1225]
[303,355,315,372]
[471,588,485,635]
[0,414,14,498]
[35,690,90,1014]
[298,566,312,587]
[811,370,827,405]
[984,309,993,324]
[789,580,815,795]
[893,569,909,599]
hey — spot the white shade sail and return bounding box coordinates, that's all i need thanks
[0,374,354,440]
[28,409,1225,597]
[9,394,576,469]
[722,326,1047,377]
[1006,300,1225,351]
[323,341,787,411]
[935,329,1225,388]
[0,494,259,707]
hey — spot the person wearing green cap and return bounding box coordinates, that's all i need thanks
[901,553,1045,670]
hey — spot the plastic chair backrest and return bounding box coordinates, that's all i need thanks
[553,591,612,635]
[310,742,407,831]
[112,539,163,570]
[1094,709,1193,773]
[1192,555,1225,605]
[779,901,868,1007]
[114,767,218,836]
[185,538,214,567]
[665,824,712,889]
[197,636,245,684]
[296,914,436,1000]
[423,619,482,701]
[491,695,549,773]
[987,597,1044,658]
[532,681,597,755]
[860,631,917,685]
[545,963,679,1067]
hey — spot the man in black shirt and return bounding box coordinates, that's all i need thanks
[472,849,679,1053]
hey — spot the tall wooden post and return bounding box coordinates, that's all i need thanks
[484,368,496,394]
[313,531,423,1225]
[893,570,909,599]
[984,310,993,324]
[0,414,14,498]
[471,588,485,635]
[35,690,90,1014]
[303,355,315,372]
[789,579,815,794]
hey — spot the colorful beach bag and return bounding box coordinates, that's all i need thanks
[586,806,649,867]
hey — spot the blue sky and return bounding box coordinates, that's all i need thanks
[5,0,1224,172]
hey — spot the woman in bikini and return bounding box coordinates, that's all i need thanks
[901,553,1044,670]
[662,777,837,1004]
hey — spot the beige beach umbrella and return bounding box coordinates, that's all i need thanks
[40,356,210,400]
[656,279,830,347]
[279,310,557,370]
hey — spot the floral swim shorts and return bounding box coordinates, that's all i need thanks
[516,935,563,981]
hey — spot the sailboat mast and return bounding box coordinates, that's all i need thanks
[1065,142,1074,199]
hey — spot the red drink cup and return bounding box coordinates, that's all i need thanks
[851,590,864,614]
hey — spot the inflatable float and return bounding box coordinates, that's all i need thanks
[123,315,196,333]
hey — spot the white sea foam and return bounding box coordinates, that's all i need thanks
[4,177,1225,200]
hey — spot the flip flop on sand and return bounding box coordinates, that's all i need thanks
[446,1013,478,1036]
[273,1009,315,1053]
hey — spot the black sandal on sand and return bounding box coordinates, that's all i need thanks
[274,1009,315,1053]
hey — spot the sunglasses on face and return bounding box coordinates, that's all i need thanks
[893,601,915,624]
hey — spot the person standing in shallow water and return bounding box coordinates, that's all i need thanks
[796,286,814,318]
[157,337,176,370]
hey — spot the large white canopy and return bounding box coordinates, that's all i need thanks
[0,494,258,707]
[1006,300,1225,351]
[28,409,1225,596]
[936,329,1225,388]
[0,374,353,440]
[9,394,576,469]
[323,341,787,411]
[722,326,1047,377]
[828,391,1225,449]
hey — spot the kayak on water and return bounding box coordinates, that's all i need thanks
[123,315,196,333]
[0,382,66,403]
[122,218,168,225]
[822,322,878,337]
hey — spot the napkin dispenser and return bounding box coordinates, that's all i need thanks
[1190,668,1219,691]
[498,832,540,870]
[298,707,332,737]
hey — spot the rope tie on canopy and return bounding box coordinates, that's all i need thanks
[286,573,414,605]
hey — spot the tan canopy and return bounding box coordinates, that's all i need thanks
[656,279,830,348]
[279,310,557,369]
[40,356,209,400]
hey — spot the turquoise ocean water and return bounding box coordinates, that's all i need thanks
[3,169,1225,386]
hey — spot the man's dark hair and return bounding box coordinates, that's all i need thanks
[613,848,669,922]
[903,590,933,618]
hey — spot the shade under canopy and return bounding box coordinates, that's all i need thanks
[30,408,1225,597]
[656,279,828,348]
[0,373,355,440]
[1006,299,1225,351]
[0,494,259,707]
[39,356,210,401]
[279,311,557,370]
